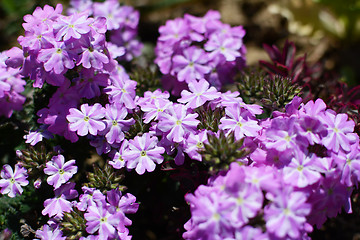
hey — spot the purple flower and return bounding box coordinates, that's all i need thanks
[44,154,78,189]
[77,186,106,212]
[0,164,29,198]
[74,69,109,99]
[37,41,75,74]
[24,128,53,146]
[219,91,263,116]
[67,103,106,136]
[265,117,302,152]
[205,34,242,61]
[84,201,120,239]
[109,140,129,169]
[140,98,172,123]
[183,185,235,239]
[158,18,189,45]
[77,34,110,70]
[264,188,311,239]
[282,150,322,188]
[42,182,78,218]
[320,110,357,152]
[178,79,220,109]
[136,89,170,107]
[105,72,137,109]
[184,130,209,161]
[333,142,360,187]
[184,10,221,34]
[22,4,63,31]
[106,189,139,232]
[172,46,211,82]
[53,12,91,41]
[35,225,65,240]
[219,105,262,140]
[296,116,327,145]
[157,104,199,143]
[226,183,263,228]
[103,103,134,144]
[93,0,123,30]
[123,133,165,174]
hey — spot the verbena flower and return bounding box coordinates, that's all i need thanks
[105,72,137,109]
[37,40,75,75]
[264,188,312,239]
[178,79,220,109]
[219,105,261,141]
[103,103,134,144]
[282,149,322,188]
[42,182,78,218]
[109,140,129,169]
[123,133,165,174]
[0,164,29,198]
[67,103,106,136]
[34,224,65,240]
[84,201,120,239]
[320,110,357,153]
[140,98,172,124]
[44,154,78,189]
[172,46,211,83]
[53,12,91,41]
[157,104,199,143]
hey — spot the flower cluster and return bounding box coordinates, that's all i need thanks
[68,0,143,61]
[4,2,141,145]
[183,97,360,239]
[37,185,138,239]
[155,10,246,95]
[0,51,26,117]
[1,1,360,239]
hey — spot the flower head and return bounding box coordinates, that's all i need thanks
[44,154,78,189]
[0,164,28,198]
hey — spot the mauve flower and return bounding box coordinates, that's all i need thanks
[105,73,137,109]
[44,154,78,189]
[77,186,106,212]
[265,117,301,152]
[93,0,123,30]
[0,164,28,198]
[42,182,78,218]
[219,105,262,141]
[109,140,129,169]
[320,110,357,153]
[205,34,242,61]
[157,104,199,143]
[22,4,63,31]
[24,128,53,146]
[333,142,360,187]
[77,34,110,70]
[54,12,91,41]
[184,130,209,161]
[103,103,134,144]
[35,225,65,240]
[158,18,189,45]
[74,69,109,99]
[67,103,106,136]
[84,201,120,239]
[140,98,172,124]
[178,79,220,109]
[123,133,165,175]
[183,185,235,240]
[106,189,139,232]
[172,46,211,82]
[264,188,311,239]
[282,150,322,188]
[37,41,75,74]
